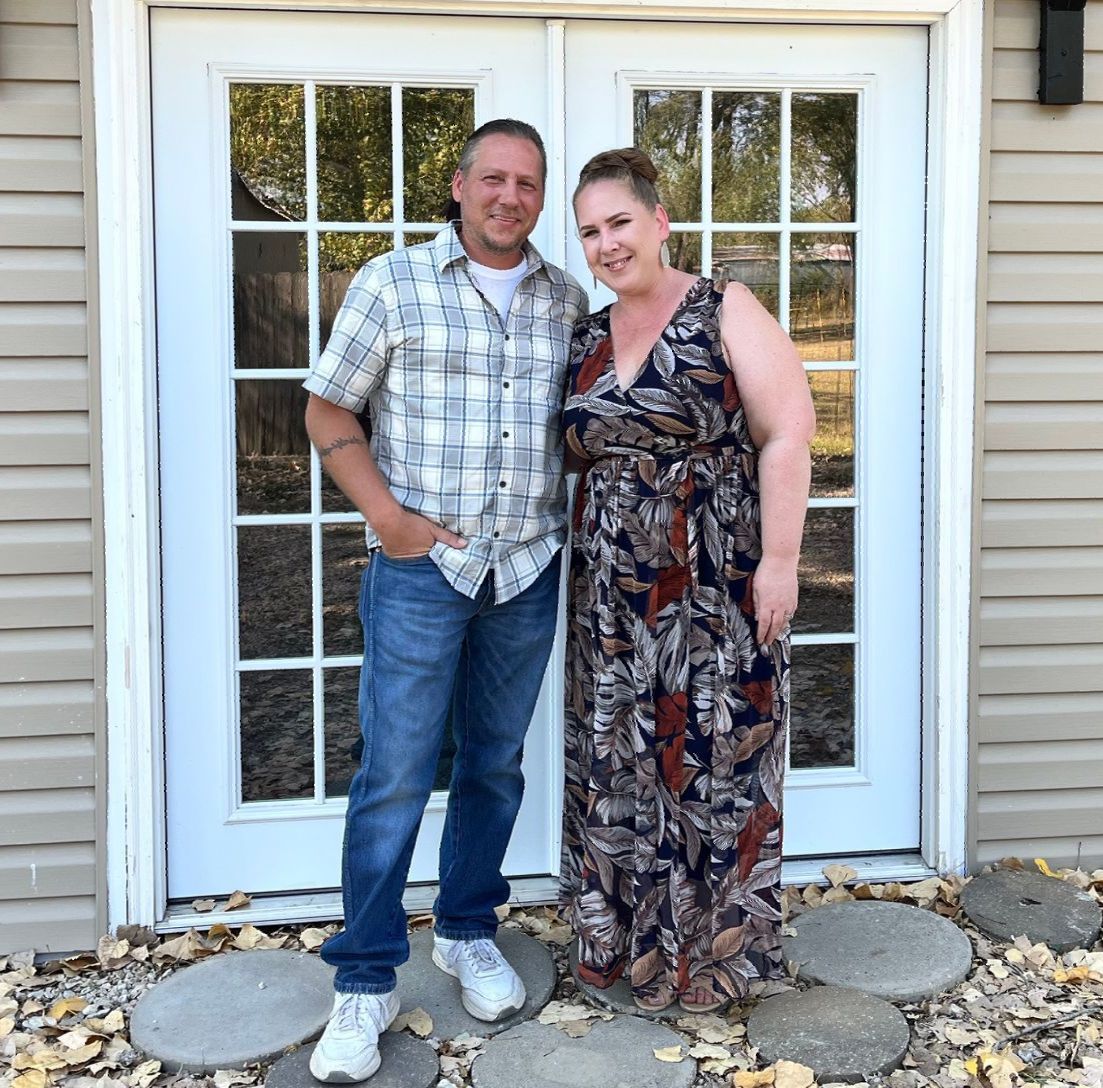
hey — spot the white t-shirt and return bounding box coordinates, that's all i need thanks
[467,256,528,320]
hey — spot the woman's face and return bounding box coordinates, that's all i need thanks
[574,178,670,295]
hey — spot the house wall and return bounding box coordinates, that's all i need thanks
[972,0,1103,870]
[0,0,103,952]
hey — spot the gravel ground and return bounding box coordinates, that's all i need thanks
[2,863,1101,1088]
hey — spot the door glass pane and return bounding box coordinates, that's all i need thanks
[790,233,855,362]
[713,232,779,317]
[230,83,306,221]
[236,380,311,515]
[241,669,314,801]
[316,85,392,223]
[402,87,475,223]
[233,232,309,370]
[796,509,854,635]
[712,91,780,223]
[323,523,368,657]
[237,524,312,660]
[789,644,854,769]
[319,232,393,349]
[634,89,702,222]
[808,370,855,498]
[666,232,702,275]
[324,666,360,798]
[791,93,858,223]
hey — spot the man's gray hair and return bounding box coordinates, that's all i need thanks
[457,119,547,183]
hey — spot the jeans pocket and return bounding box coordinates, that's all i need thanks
[378,550,433,565]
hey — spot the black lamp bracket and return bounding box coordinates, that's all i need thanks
[1039,0,1088,105]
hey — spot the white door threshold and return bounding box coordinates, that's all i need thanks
[156,852,937,933]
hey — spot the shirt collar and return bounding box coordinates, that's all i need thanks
[434,220,547,277]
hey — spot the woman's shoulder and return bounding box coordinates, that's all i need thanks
[571,303,612,340]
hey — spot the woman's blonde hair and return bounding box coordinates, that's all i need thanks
[573,147,661,211]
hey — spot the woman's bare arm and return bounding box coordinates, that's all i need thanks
[719,283,816,645]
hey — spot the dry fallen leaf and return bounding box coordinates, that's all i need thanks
[48,996,88,1021]
[96,937,130,970]
[232,924,284,950]
[653,1045,686,1062]
[299,927,329,951]
[12,1072,48,1088]
[152,930,203,963]
[129,1058,163,1088]
[689,1042,732,1059]
[392,1008,433,1038]
[1035,858,1057,878]
[733,1069,776,1087]
[191,899,216,914]
[493,904,511,922]
[969,1047,1026,1088]
[773,1059,816,1088]
[102,1009,125,1034]
[537,1001,612,1027]
[212,1070,255,1088]
[822,864,857,888]
[224,890,252,911]
[14,1050,70,1072]
[0,1016,15,1038]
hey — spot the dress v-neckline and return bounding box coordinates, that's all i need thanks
[607,277,705,394]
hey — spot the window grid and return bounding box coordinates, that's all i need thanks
[227,79,467,804]
[635,81,860,770]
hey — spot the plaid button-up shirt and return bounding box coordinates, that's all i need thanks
[304,224,588,602]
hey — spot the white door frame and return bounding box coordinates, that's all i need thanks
[94,0,980,930]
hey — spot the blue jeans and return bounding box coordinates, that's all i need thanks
[320,550,560,993]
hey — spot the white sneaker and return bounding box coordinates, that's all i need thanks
[309,990,400,1082]
[431,936,526,1021]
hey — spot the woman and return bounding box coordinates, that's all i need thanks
[559,149,815,1014]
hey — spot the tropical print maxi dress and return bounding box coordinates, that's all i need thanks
[558,277,790,1006]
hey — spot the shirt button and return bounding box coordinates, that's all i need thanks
[493,531,501,539]
[504,334,511,341]
[503,381,510,388]
[502,430,510,438]
[499,480,507,488]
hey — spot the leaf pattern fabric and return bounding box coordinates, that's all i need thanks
[558,277,789,1005]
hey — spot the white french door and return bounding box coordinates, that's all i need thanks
[153,10,559,898]
[565,21,927,856]
[154,8,926,900]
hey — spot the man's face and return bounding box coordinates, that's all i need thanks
[451,134,545,268]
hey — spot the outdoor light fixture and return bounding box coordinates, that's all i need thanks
[1039,0,1088,105]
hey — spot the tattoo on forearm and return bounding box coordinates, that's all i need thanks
[318,435,367,460]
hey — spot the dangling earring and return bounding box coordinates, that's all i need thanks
[593,271,598,289]
[660,241,670,268]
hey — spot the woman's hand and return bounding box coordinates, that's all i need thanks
[753,554,799,646]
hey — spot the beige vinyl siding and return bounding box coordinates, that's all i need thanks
[0,0,102,953]
[973,0,1103,871]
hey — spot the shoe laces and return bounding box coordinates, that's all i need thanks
[335,993,384,1034]
[458,938,505,976]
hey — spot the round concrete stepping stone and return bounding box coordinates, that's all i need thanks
[961,868,1102,953]
[472,1016,696,1088]
[568,941,681,1021]
[748,985,910,1082]
[395,928,555,1039]
[130,949,336,1073]
[265,1035,438,1088]
[783,900,974,1002]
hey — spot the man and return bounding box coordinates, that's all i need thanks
[302,119,587,1083]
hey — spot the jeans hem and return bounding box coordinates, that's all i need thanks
[333,980,397,996]
[435,926,498,941]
